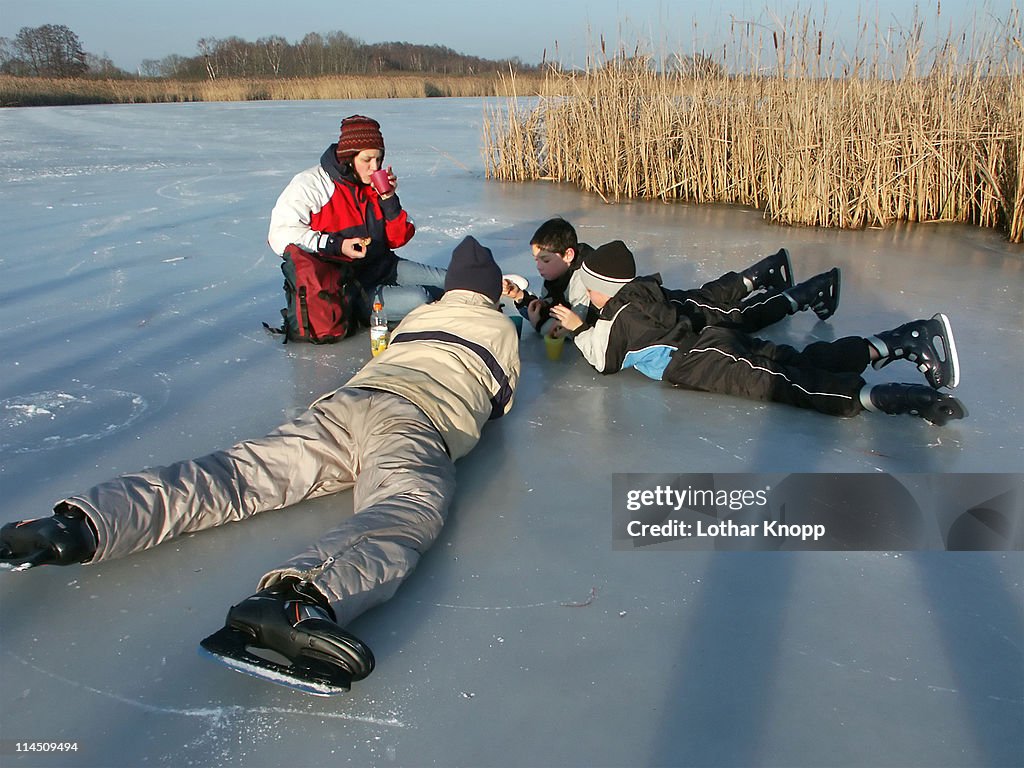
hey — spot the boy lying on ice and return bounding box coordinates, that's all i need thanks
[0,236,519,696]
[549,240,965,426]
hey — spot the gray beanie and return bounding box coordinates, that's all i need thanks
[580,240,636,297]
[444,236,502,303]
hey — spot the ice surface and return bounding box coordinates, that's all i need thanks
[0,98,1021,767]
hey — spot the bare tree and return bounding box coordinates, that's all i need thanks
[85,52,125,77]
[12,24,87,77]
[139,58,162,78]
[672,52,725,78]
[0,36,20,73]
[197,38,219,79]
[258,35,287,76]
[296,32,324,77]
[216,36,252,77]
[324,31,363,74]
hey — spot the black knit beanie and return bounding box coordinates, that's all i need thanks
[580,240,636,297]
[444,236,502,303]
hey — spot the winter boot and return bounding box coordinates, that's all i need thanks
[0,503,96,569]
[741,248,794,293]
[199,579,375,696]
[868,313,960,389]
[783,268,841,320]
[861,383,967,426]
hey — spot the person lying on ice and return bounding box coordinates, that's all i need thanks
[549,240,966,426]
[0,236,520,696]
[502,215,841,338]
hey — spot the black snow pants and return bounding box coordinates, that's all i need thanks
[664,271,792,334]
[663,326,871,417]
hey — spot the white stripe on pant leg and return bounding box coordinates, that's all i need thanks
[687,346,857,403]
[681,291,788,319]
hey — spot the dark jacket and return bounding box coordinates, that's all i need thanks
[516,243,597,334]
[571,275,696,378]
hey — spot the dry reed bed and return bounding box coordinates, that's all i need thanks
[0,73,547,107]
[484,53,1024,243]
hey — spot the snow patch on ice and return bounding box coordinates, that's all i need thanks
[3,162,178,184]
[0,389,148,454]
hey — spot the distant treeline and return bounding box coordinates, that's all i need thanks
[146,32,538,80]
[0,24,539,80]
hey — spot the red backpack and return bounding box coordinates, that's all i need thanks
[264,244,368,343]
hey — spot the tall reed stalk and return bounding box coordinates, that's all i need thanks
[484,11,1024,242]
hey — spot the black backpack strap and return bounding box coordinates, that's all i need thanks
[298,285,318,342]
[262,320,289,344]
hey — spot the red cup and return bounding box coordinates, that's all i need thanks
[370,169,393,195]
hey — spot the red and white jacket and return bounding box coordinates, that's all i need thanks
[268,145,416,289]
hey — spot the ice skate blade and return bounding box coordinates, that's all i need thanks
[923,396,968,426]
[199,626,352,697]
[933,313,959,389]
[0,561,35,572]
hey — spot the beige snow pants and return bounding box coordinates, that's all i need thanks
[65,388,456,626]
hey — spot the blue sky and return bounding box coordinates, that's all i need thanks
[0,0,1014,72]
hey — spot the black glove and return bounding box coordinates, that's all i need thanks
[317,232,344,258]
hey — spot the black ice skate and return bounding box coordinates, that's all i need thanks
[0,504,96,570]
[199,580,375,696]
[870,313,960,389]
[741,248,794,293]
[783,268,841,320]
[865,383,968,426]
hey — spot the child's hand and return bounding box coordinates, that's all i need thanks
[527,298,546,327]
[502,279,525,301]
[549,304,583,333]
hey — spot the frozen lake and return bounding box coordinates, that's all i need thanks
[0,98,1021,767]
